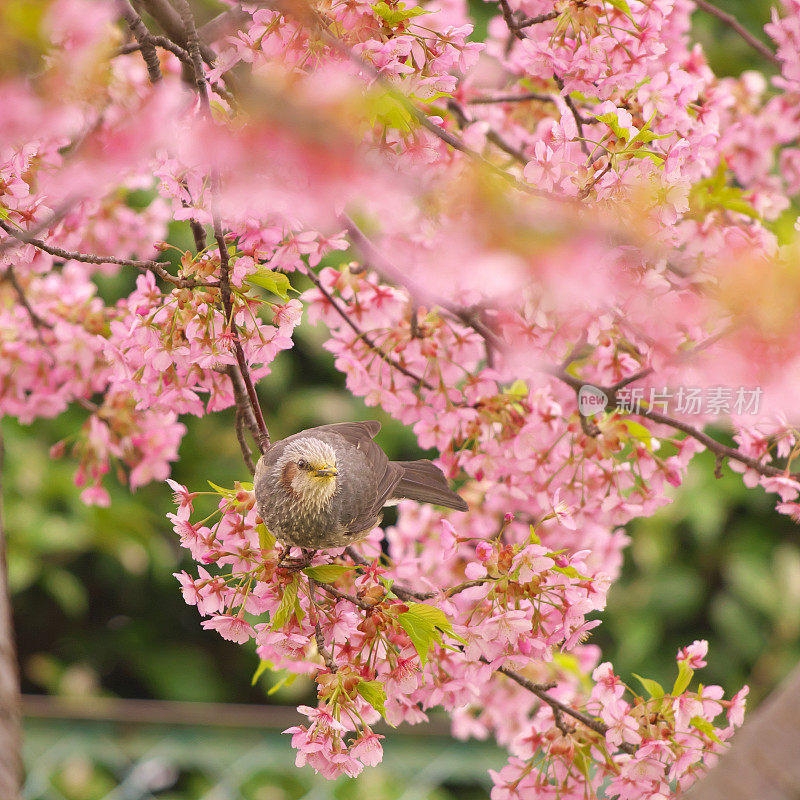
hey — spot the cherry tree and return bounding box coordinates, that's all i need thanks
[2,0,800,796]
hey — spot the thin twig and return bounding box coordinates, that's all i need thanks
[468,92,555,105]
[497,0,525,40]
[694,0,780,65]
[3,267,53,334]
[516,10,560,28]
[316,581,373,611]
[493,664,636,754]
[548,365,797,481]
[308,579,338,672]
[0,220,213,290]
[116,33,193,70]
[446,99,528,165]
[173,0,271,455]
[301,266,435,391]
[341,214,505,357]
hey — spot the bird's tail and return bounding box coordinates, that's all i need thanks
[391,460,468,512]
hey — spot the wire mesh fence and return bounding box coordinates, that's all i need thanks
[22,697,504,800]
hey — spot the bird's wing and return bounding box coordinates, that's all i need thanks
[391,460,468,512]
[310,420,381,444]
[334,427,404,535]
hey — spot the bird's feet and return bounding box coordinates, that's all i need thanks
[277,547,316,572]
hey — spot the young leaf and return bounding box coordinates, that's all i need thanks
[246,268,292,300]
[690,715,723,744]
[257,523,276,550]
[267,670,298,695]
[357,679,394,724]
[372,1,430,25]
[396,603,460,665]
[271,578,299,630]
[672,661,694,696]
[207,480,234,497]
[303,564,356,582]
[251,659,272,686]
[633,673,665,699]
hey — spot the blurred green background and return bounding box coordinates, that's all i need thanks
[5,0,798,798]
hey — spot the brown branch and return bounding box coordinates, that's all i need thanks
[554,76,592,159]
[494,664,637,754]
[116,32,193,70]
[0,206,71,257]
[3,267,53,334]
[516,10,560,28]
[117,0,163,83]
[693,0,780,66]
[497,0,525,40]
[0,220,213,290]
[226,364,260,474]
[446,99,528,165]
[301,266,435,391]
[172,0,271,455]
[468,92,555,105]
[316,581,373,611]
[308,579,338,672]
[138,0,217,66]
[548,365,796,481]
[216,241,271,455]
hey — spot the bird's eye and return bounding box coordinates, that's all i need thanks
[297,459,308,470]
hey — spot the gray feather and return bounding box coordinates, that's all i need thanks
[392,460,469,511]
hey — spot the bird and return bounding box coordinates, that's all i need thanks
[253,421,468,550]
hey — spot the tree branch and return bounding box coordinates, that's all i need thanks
[301,265,436,391]
[117,0,163,83]
[493,664,636,755]
[693,0,780,66]
[547,365,797,481]
[0,220,214,290]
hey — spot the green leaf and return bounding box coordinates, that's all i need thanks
[257,523,276,551]
[604,0,636,23]
[592,111,632,142]
[267,670,298,695]
[367,91,416,132]
[396,603,464,665]
[207,480,234,497]
[506,379,529,399]
[690,715,723,744]
[357,679,394,724]
[272,578,300,630]
[303,564,355,582]
[372,1,430,25]
[633,673,665,699]
[672,661,694,696]
[551,565,591,581]
[246,268,292,300]
[621,420,654,451]
[251,659,272,686]
[689,160,761,221]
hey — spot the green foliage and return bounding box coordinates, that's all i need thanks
[356,679,392,723]
[371,1,430,26]
[395,603,462,666]
[246,267,293,300]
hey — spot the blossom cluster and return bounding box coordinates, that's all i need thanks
[5,0,800,794]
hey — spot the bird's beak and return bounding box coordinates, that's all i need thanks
[313,465,338,478]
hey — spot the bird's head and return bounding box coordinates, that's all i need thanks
[279,438,339,508]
